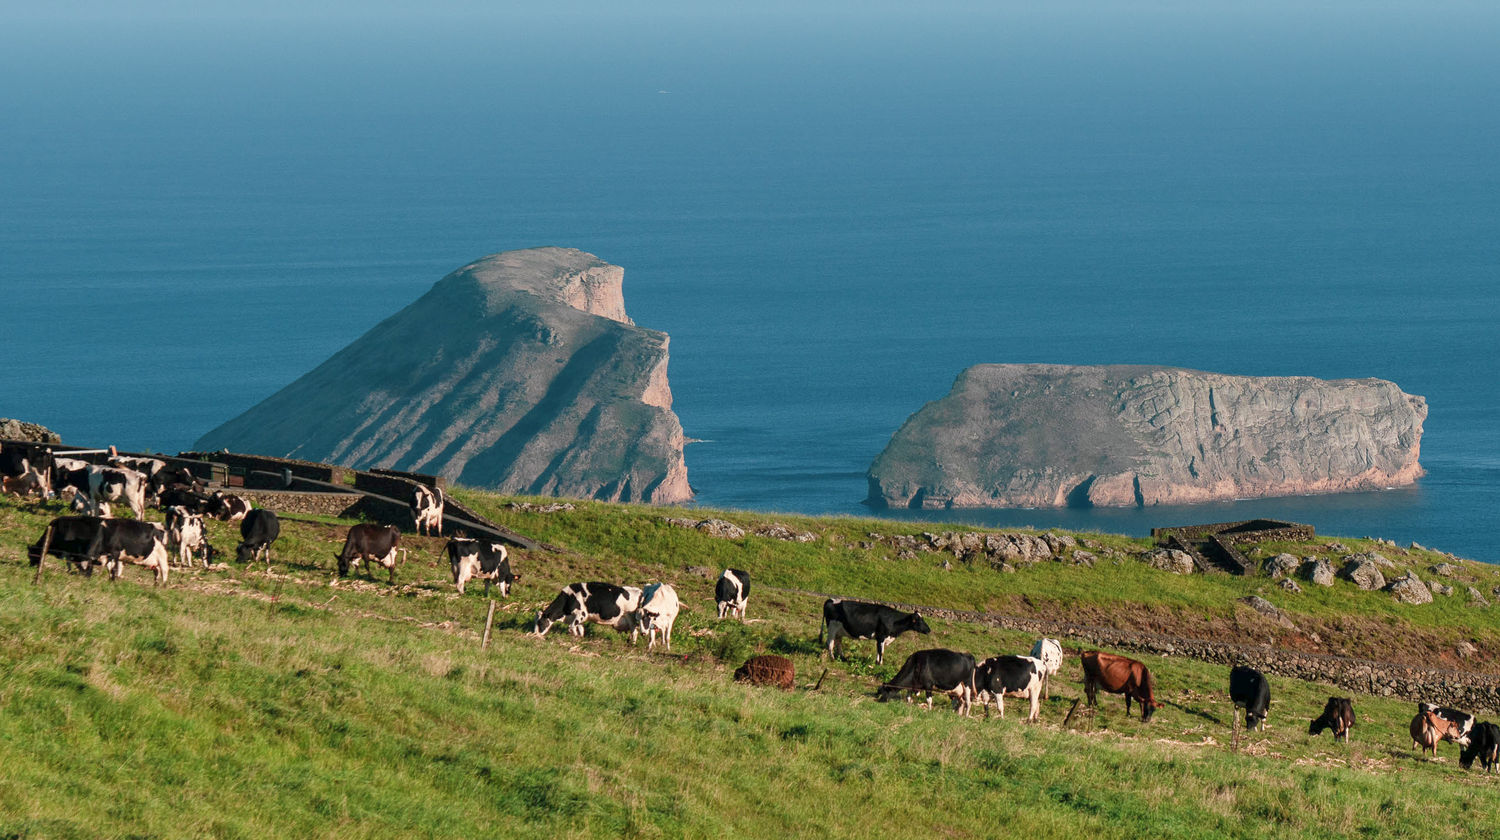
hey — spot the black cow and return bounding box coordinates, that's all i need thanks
[1460,722,1500,773]
[446,538,518,596]
[876,649,976,716]
[1,444,54,497]
[157,484,216,515]
[533,582,642,638]
[974,655,1044,722]
[1229,666,1271,731]
[28,515,170,585]
[1309,697,1355,742]
[822,598,931,664]
[1418,702,1475,747]
[236,508,281,566]
[715,568,750,620]
[336,523,403,584]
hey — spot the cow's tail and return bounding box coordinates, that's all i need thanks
[1144,665,1157,705]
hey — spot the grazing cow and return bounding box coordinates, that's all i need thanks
[1411,710,1442,757]
[207,492,252,522]
[715,568,750,620]
[88,465,147,520]
[411,484,445,537]
[532,582,642,638]
[1309,697,1356,742]
[974,655,1044,722]
[1,468,49,498]
[336,523,403,584]
[1460,722,1500,773]
[28,515,170,585]
[157,484,215,515]
[445,538,518,596]
[1229,666,1271,731]
[821,598,931,664]
[1,444,53,497]
[876,649,976,716]
[53,460,94,500]
[1081,651,1157,722]
[109,456,166,502]
[164,506,208,567]
[1417,702,1474,747]
[236,508,281,566]
[153,465,203,496]
[64,487,111,518]
[629,582,681,651]
[1029,637,1064,700]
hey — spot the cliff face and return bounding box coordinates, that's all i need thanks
[195,248,691,504]
[868,364,1426,509]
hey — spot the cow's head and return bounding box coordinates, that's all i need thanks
[235,542,257,564]
[532,612,554,637]
[909,612,932,634]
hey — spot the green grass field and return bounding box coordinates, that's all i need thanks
[2,491,1499,838]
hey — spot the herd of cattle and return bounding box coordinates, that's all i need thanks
[5,441,1498,772]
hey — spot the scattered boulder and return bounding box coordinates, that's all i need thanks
[0,419,60,443]
[1302,558,1335,587]
[1239,595,1296,629]
[1326,542,1350,554]
[1340,557,1387,591]
[1145,548,1196,575]
[1043,533,1078,554]
[1070,550,1097,568]
[1263,553,1301,579]
[506,501,575,513]
[984,533,1053,564]
[684,565,716,579]
[1345,551,1396,569]
[752,523,818,543]
[1410,542,1427,552]
[1430,562,1459,577]
[665,517,747,540]
[734,655,795,690]
[1279,578,1303,593]
[1468,587,1490,607]
[1457,641,1479,660]
[1386,571,1433,605]
[1432,583,1455,597]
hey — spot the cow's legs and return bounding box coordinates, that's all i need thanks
[876,637,888,665]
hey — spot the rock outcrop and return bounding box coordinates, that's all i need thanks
[0,419,60,443]
[867,364,1425,509]
[195,248,691,503]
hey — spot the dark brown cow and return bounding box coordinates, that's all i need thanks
[1081,651,1156,722]
[1309,697,1355,742]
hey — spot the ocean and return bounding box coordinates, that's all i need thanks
[3,7,1497,559]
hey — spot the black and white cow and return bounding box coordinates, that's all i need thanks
[108,455,166,503]
[164,505,208,567]
[1029,637,1064,700]
[715,568,750,620]
[1460,722,1500,773]
[88,465,147,520]
[630,583,681,651]
[1,443,53,498]
[876,648,976,716]
[336,523,403,584]
[236,508,281,566]
[533,582,643,638]
[411,484,445,537]
[822,598,932,664]
[52,458,94,500]
[209,492,252,522]
[445,538,518,596]
[974,655,1044,722]
[28,515,170,585]
[1418,702,1475,747]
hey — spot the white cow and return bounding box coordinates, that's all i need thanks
[165,506,207,567]
[533,583,643,638]
[628,583,681,651]
[1029,637,1064,700]
[974,655,1045,722]
[411,484,445,537]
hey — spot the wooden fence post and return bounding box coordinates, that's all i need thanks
[32,525,52,585]
[1232,709,1241,754]
[482,600,497,649]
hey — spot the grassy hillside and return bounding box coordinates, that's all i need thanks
[2,491,1499,838]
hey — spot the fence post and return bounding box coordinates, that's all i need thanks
[482,600,497,649]
[32,525,52,585]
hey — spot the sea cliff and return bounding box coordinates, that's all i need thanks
[195,248,691,504]
[868,364,1425,509]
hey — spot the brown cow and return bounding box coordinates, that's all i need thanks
[1081,651,1156,722]
[1412,710,1441,757]
[1309,697,1355,742]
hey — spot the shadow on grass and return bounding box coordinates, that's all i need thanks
[1161,699,1222,726]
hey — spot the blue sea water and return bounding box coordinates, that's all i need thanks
[2,7,1497,558]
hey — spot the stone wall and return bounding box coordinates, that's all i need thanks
[179,451,350,485]
[368,467,445,490]
[233,489,362,518]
